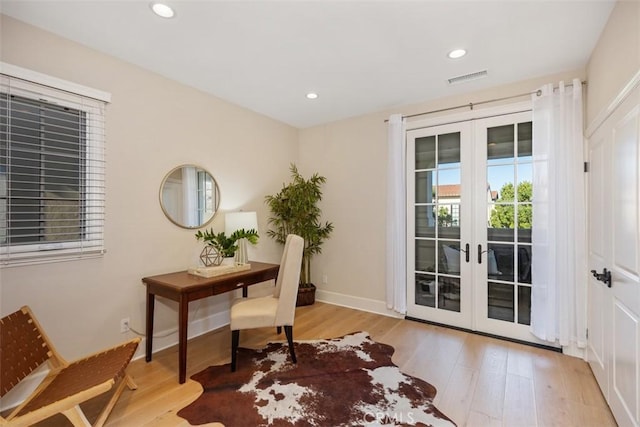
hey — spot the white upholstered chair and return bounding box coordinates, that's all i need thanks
[230,234,304,372]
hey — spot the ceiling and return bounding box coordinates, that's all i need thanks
[1,1,615,128]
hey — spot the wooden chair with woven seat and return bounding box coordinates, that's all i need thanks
[0,306,140,427]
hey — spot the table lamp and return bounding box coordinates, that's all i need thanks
[225,211,258,265]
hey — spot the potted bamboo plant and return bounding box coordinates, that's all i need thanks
[265,164,333,306]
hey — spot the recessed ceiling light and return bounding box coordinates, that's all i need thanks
[448,49,467,59]
[150,2,175,18]
[306,92,319,100]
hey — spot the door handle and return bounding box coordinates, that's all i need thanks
[456,243,470,263]
[591,268,612,288]
[477,244,488,264]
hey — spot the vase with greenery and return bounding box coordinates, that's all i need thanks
[195,228,259,258]
[265,164,333,297]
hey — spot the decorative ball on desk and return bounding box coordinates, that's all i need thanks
[200,246,223,267]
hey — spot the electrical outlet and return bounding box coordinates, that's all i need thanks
[120,317,130,333]
[322,274,328,284]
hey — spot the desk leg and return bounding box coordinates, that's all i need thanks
[178,296,189,384]
[146,291,155,362]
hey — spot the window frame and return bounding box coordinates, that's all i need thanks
[0,63,110,266]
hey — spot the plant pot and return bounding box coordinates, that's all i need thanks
[221,256,235,266]
[296,283,316,307]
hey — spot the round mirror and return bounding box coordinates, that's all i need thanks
[159,165,220,229]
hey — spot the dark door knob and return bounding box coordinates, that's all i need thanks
[591,268,612,288]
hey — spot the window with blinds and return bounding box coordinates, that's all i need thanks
[0,69,107,266]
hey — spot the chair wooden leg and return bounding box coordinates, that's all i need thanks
[284,325,296,364]
[94,375,130,427]
[231,330,240,372]
[125,373,138,390]
[277,326,282,334]
[61,405,91,427]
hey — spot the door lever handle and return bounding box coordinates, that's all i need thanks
[456,243,470,263]
[591,268,612,288]
[478,244,488,264]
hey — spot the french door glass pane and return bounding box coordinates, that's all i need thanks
[437,167,460,238]
[416,239,436,273]
[518,205,532,242]
[439,277,461,312]
[415,136,436,169]
[415,273,436,307]
[438,168,461,188]
[487,204,515,241]
[517,245,532,284]
[518,286,532,325]
[518,163,533,186]
[415,205,436,238]
[488,243,514,281]
[438,132,461,166]
[488,282,514,321]
[518,227,532,243]
[488,164,515,192]
[439,204,460,239]
[439,240,460,274]
[487,124,515,163]
[415,171,436,203]
[517,122,533,158]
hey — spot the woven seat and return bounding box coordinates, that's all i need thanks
[0,306,140,427]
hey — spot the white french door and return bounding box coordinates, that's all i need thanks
[406,121,473,329]
[407,109,547,344]
[472,113,537,342]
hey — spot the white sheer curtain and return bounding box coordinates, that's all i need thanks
[386,114,407,314]
[530,78,587,348]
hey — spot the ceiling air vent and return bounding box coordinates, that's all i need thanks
[448,69,488,85]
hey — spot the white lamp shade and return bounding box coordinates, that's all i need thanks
[225,211,258,235]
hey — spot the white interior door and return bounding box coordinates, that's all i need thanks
[588,83,640,427]
[587,120,610,399]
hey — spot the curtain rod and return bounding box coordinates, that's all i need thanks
[384,80,587,122]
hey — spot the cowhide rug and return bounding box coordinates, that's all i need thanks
[177,332,456,426]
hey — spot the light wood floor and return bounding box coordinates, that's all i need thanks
[35,302,616,426]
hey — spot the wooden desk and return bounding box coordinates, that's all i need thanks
[142,261,279,383]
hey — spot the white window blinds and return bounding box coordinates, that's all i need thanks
[0,65,108,266]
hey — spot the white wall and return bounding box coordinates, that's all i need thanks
[0,15,299,360]
[586,0,640,126]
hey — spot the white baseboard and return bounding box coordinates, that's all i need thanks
[562,342,587,360]
[315,289,404,319]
